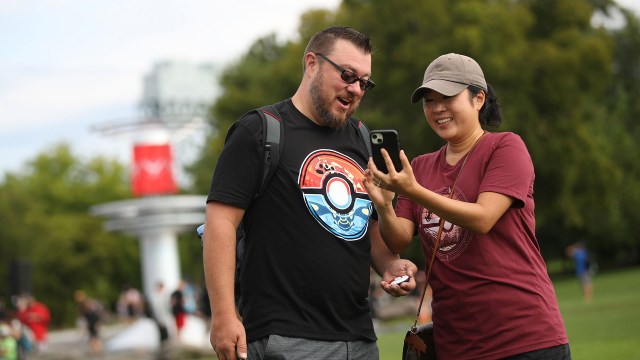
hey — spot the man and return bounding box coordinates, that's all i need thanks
[203,26,416,360]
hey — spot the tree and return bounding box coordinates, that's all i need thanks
[188,0,640,266]
[0,143,139,326]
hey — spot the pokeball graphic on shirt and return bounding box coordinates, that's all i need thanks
[298,150,372,241]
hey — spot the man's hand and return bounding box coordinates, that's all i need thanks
[380,258,418,297]
[211,314,247,360]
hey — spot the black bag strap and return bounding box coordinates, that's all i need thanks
[255,104,283,199]
[197,104,283,241]
[255,112,369,198]
[353,119,372,158]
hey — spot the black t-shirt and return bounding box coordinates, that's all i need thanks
[207,99,376,342]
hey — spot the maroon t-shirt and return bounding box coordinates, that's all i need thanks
[396,132,568,359]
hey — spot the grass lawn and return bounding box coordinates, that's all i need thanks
[377,266,640,360]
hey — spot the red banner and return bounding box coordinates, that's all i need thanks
[132,144,177,196]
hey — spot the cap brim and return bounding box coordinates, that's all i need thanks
[410,80,469,103]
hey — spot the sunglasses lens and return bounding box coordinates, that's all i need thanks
[342,71,374,91]
[340,70,358,84]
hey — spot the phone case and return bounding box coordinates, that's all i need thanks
[370,129,403,173]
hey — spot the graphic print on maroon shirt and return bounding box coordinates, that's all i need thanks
[418,185,474,262]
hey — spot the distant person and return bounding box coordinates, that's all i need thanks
[0,323,18,360]
[10,318,33,359]
[14,294,50,352]
[117,285,144,323]
[170,281,187,341]
[148,282,172,345]
[566,242,594,302]
[180,280,198,315]
[73,290,103,354]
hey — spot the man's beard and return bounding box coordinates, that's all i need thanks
[309,70,358,129]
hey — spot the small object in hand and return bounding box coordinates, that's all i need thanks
[391,275,410,285]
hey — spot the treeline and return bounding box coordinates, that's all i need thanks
[0,144,205,327]
[189,0,640,266]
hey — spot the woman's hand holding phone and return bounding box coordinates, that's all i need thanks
[365,144,416,200]
[370,130,403,173]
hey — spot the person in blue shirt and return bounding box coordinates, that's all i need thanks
[566,242,594,302]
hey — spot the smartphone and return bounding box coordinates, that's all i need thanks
[370,129,403,173]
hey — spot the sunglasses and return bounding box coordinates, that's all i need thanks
[315,53,376,92]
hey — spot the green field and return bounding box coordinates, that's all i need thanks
[377,267,640,360]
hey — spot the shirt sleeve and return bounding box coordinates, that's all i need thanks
[479,133,534,209]
[206,114,263,209]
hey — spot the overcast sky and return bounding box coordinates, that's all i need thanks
[0,0,341,177]
[1,0,638,178]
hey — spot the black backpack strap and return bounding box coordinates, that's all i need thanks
[255,104,283,199]
[197,104,283,241]
[351,118,372,158]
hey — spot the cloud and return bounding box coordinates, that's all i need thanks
[0,0,341,174]
[0,68,140,133]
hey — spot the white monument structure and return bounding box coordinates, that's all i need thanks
[91,60,218,298]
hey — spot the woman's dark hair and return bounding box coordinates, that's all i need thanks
[468,84,502,127]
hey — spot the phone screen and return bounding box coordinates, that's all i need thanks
[370,130,402,173]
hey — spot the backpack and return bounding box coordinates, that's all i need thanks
[197,104,372,306]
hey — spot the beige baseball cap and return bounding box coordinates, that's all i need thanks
[411,53,487,103]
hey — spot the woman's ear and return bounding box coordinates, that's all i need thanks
[475,90,486,110]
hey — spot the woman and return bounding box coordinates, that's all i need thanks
[365,53,570,359]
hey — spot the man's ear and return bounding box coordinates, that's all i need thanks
[304,52,320,74]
